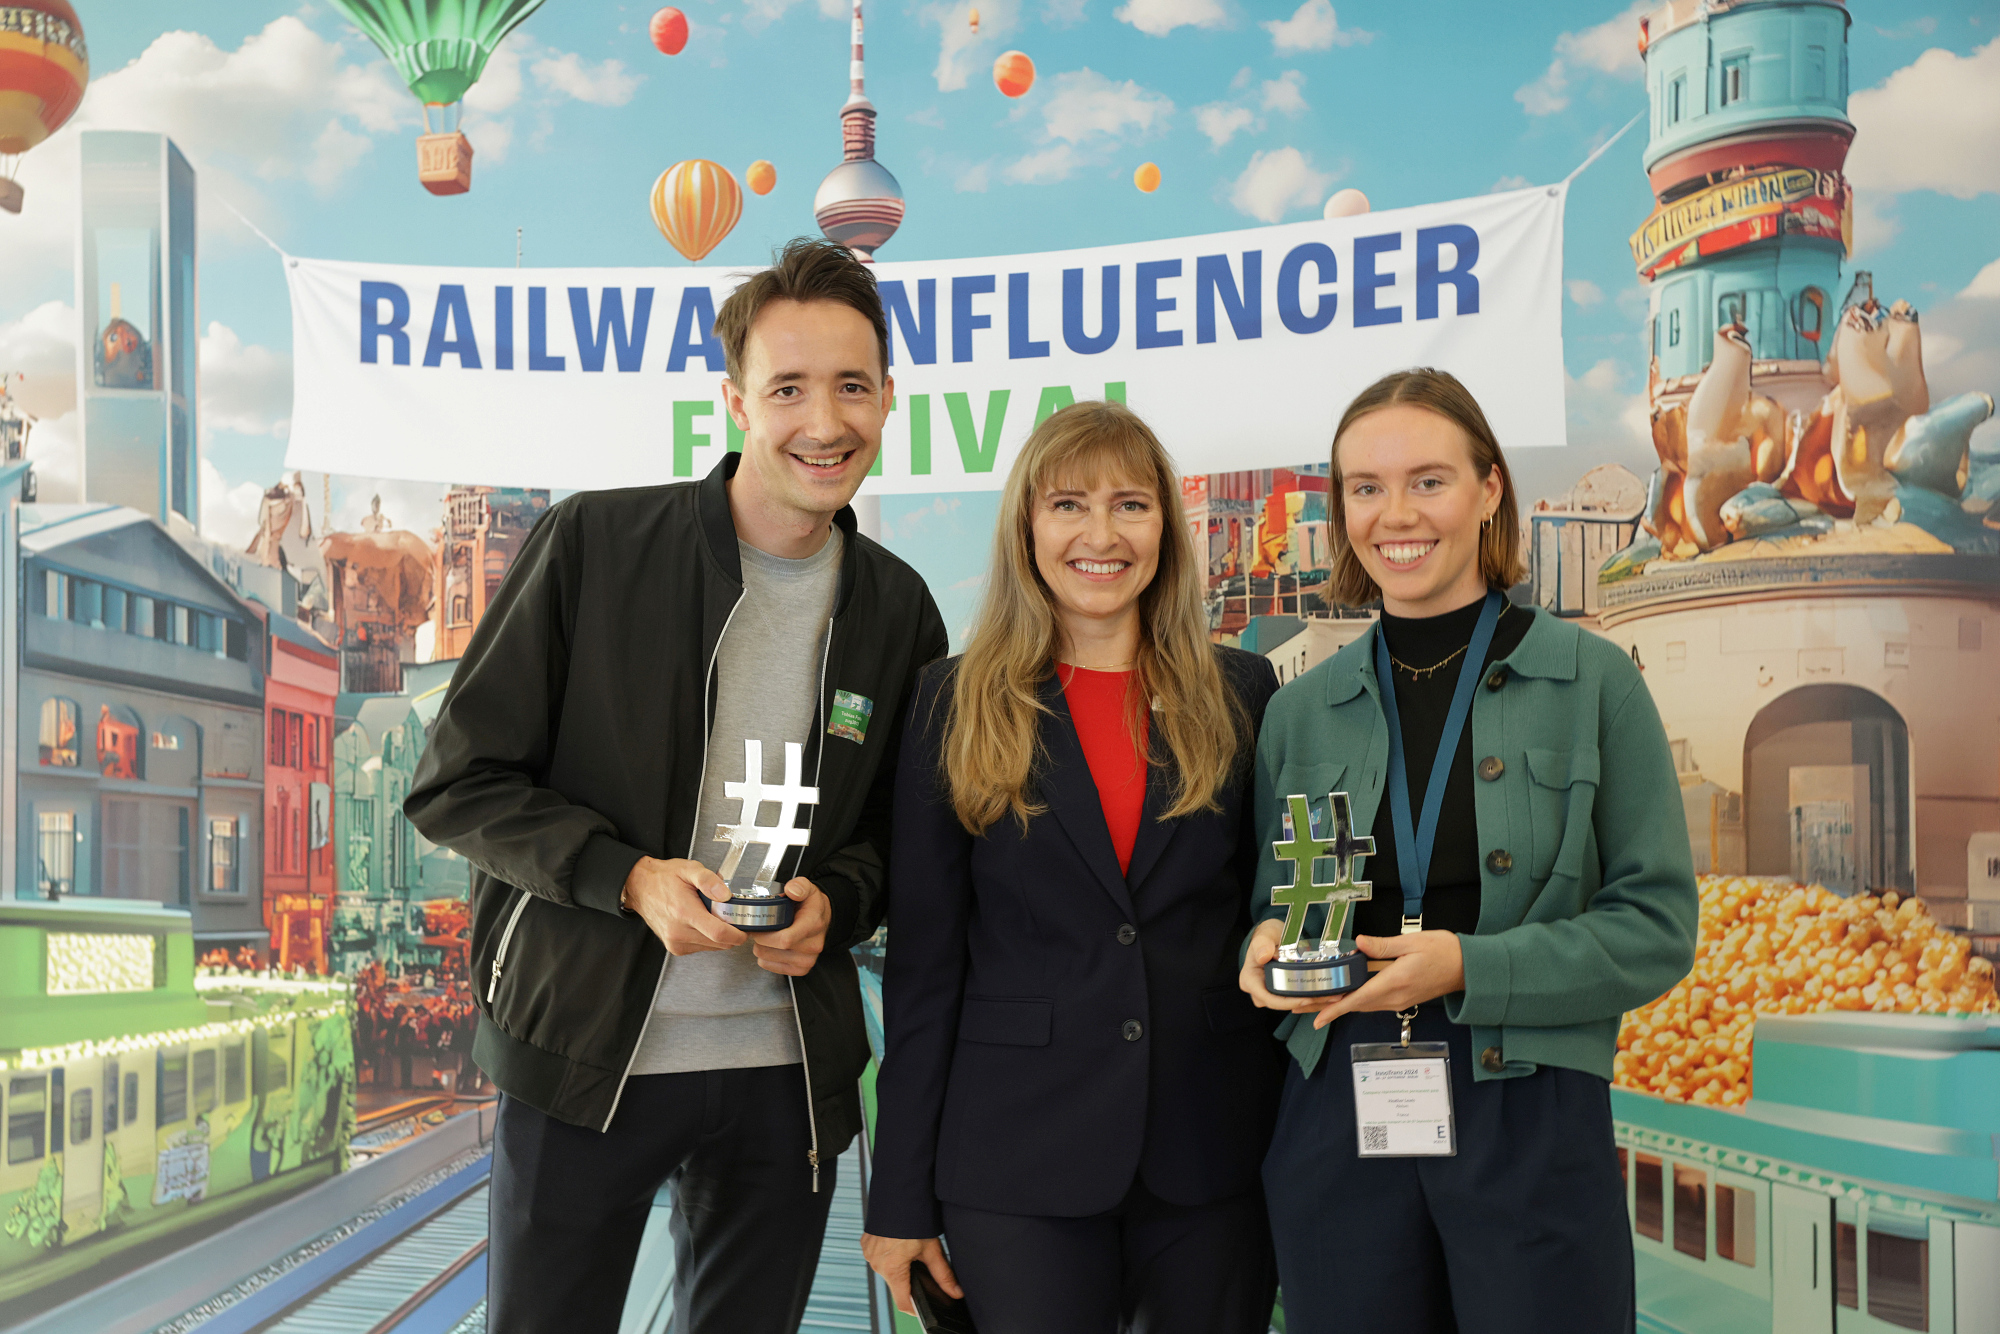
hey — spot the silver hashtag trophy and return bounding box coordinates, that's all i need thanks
[710,739,817,932]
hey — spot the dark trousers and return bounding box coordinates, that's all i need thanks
[1263,1005,1633,1334]
[942,1179,1276,1334]
[488,1064,834,1334]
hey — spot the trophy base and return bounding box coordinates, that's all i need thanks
[1265,951,1367,998]
[711,895,797,932]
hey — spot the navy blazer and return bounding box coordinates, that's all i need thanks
[866,647,1284,1237]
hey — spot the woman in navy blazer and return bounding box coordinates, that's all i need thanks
[862,402,1283,1334]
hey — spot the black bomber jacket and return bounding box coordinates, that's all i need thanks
[405,453,947,1170]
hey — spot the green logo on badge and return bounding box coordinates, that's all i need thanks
[828,690,874,745]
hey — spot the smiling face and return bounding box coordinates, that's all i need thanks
[1030,467,1164,659]
[1336,404,1503,617]
[722,298,892,550]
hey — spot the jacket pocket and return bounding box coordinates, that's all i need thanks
[957,996,1053,1047]
[1525,746,1600,883]
[1201,983,1269,1033]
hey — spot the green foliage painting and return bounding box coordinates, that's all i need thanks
[4,1160,63,1250]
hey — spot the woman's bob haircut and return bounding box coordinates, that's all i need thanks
[1324,366,1527,610]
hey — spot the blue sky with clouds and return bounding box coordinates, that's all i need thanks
[1,0,1995,588]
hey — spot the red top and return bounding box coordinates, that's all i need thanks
[1061,667,1149,874]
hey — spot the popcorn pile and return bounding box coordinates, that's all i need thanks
[1613,875,2000,1108]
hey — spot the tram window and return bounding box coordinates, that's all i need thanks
[1835,1222,1859,1308]
[1716,1184,1755,1266]
[124,1071,139,1125]
[1635,1155,1665,1241]
[192,1048,217,1114]
[6,1077,47,1163]
[104,1060,120,1133]
[158,1050,187,1125]
[69,1088,91,1144]
[225,1042,246,1104]
[1673,1166,1707,1259]
[1617,1147,1628,1186]
[252,1029,290,1095]
[1868,1228,1929,1330]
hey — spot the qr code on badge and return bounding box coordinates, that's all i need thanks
[1362,1125,1389,1152]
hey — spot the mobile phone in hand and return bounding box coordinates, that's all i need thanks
[910,1263,977,1334]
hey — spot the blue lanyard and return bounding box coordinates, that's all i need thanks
[1372,589,1503,928]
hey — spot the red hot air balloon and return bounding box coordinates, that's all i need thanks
[993,50,1034,99]
[652,160,742,262]
[0,0,89,214]
[650,7,689,56]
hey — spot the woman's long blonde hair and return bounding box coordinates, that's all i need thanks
[944,400,1247,836]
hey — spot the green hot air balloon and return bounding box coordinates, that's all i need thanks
[326,0,548,195]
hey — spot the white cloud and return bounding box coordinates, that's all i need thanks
[1003,144,1083,184]
[1261,70,1308,116]
[1043,0,1089,26]
[1961,256,2000,299]
[1489,173,1533,192]
[0,302,77,421]
[530,52,642,106]
[1515,0,1648,116]
[1195,102,1257,149]
[1036,68,1173,143]
[1113,0,1227,38]
[1261,0,1369,53]
[199,323,292,438]
[1847,37,2000,199]
[25,412,81,503]
[1567,279,1605,308]
[1229,146,1333,224]
[922,0,1019,93]
[1848,188,1902,258]
[955,159,993,192]
[743,0,848,25]
[199,458,269,549]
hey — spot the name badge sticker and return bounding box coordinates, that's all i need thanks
[1350,1041,1456,1157]
[828,690,874,745]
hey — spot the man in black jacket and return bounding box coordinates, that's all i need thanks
[406,237,947,1333]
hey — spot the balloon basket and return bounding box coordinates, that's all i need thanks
[0,179,21,215]
[418,132,473,196]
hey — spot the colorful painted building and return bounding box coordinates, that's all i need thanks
[262,615,338,975]
[427,486,548,663]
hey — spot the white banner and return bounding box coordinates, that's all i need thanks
[284,185,1568,493]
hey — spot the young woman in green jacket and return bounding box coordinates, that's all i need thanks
[1239,368,1698,1333]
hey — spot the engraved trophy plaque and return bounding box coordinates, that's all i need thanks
[1264,791,1376,997]
[709,738,815,932]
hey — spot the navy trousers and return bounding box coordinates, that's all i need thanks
[943,1179,1276,1334]
[488,1065,834,1334]
[1263,1005,1633,1334]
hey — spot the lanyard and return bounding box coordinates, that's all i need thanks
[1373,589,1503,931]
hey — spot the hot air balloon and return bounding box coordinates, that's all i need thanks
[993,50,1035,99]
[1134,162,1161,193]
[1323,188,1369,219]
[652,159,742,262]
[969,6,980,35]
[323,0,548,196]
[650,7,689,56]
[0,1,89,215]
[746,160,776,196]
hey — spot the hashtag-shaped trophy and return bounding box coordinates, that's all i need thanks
[710,739,818,932]
[1264,791,1374,997]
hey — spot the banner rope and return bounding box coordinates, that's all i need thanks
[219,196,289,260]
[1562,111,1646,187]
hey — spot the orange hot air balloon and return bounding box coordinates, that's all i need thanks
[651,160,742,262]
[969,6,980,35]
[993,50,1035,99]
[649,7,688,55]
[0,0,90,214]
[1134,162,1161,193]
[746,160,776,196]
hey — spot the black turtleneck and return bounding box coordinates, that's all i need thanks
[1352,593,1532,940]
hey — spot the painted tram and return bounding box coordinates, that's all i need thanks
[1617,1011,1999,1333]
[0,897,354,1301]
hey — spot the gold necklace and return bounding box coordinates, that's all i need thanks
[1388,603,1508,680]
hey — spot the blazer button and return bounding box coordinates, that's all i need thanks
[1122,1019,1144,1042]
[1116,923,1137,946]
[1480,1046,1505,1073]
[1485,848,1513,875]
[1485,669,1507,691]
[1477,756,1504,782]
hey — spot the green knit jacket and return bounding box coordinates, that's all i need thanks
[1253,605,1698,1082]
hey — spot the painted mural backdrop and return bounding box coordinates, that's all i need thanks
[0,1,1997,1330]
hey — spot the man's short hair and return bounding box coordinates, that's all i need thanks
[714,237,890,386]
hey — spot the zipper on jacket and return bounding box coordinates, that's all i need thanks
[486,890,533,1004]
[789,614,836,1194]
[599,590,746,1132]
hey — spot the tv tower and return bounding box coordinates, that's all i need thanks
[813,0,904,262]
